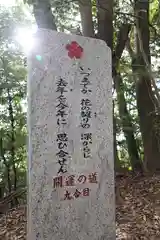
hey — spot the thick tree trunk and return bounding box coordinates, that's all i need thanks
[97,0,113,50]
[134,0,160,171]
[115,73,142,171]
[78,0,94,37]
[33,0,57,30]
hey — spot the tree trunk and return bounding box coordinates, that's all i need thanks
[33,0,57,30]
[112,23,135,170]
[7,89,17,192]
[134,0,160,171]
[115,73,142,171]
[97,0,113,50]
[113,101,121,171]
[0,135,12,193]
[78,0,94,37]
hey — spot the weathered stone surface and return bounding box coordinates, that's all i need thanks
[27,29,115,240]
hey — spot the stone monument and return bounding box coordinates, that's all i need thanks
[27,29,115,240]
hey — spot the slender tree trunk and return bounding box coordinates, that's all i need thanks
[134,0,160,171]
[7,89,17,192]
[0,186,3,199]
[112,24,134,170]
[115,73,142,171]
[0,136,12,193]
[78,0,94,37]
[6,165,12,193]
[33,0,57,30]
[113,101,121,171]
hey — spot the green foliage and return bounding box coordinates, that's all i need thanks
[0,4,29,196]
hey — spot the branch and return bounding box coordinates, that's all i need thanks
[76,0,160,40]
[0,188,26,204]
[75,0,135,20]
[0,188,27,214]
[136,23,160,107]
[113,23,131,76]
[127,36,160,111]
[126,38,135,60]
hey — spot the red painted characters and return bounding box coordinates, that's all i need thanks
[53,172,98,188]
[53,172,98,201]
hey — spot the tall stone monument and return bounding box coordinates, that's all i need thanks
[27,29,115,240]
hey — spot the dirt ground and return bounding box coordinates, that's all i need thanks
[0,174,160,240]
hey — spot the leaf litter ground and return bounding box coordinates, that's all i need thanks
[0,174,160,239]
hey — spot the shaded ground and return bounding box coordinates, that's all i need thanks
[0,174,160,239]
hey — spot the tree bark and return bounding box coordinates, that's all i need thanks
[112,23,131,76]
[134,0,160,171]
[0,135,12,193]
[78,0,94,37]
[112,23,142,171]
[7,89,17,193]
[115,73,142,171]
[97,0,113,50]
[113,101,121,171]
[33,0,57,30]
